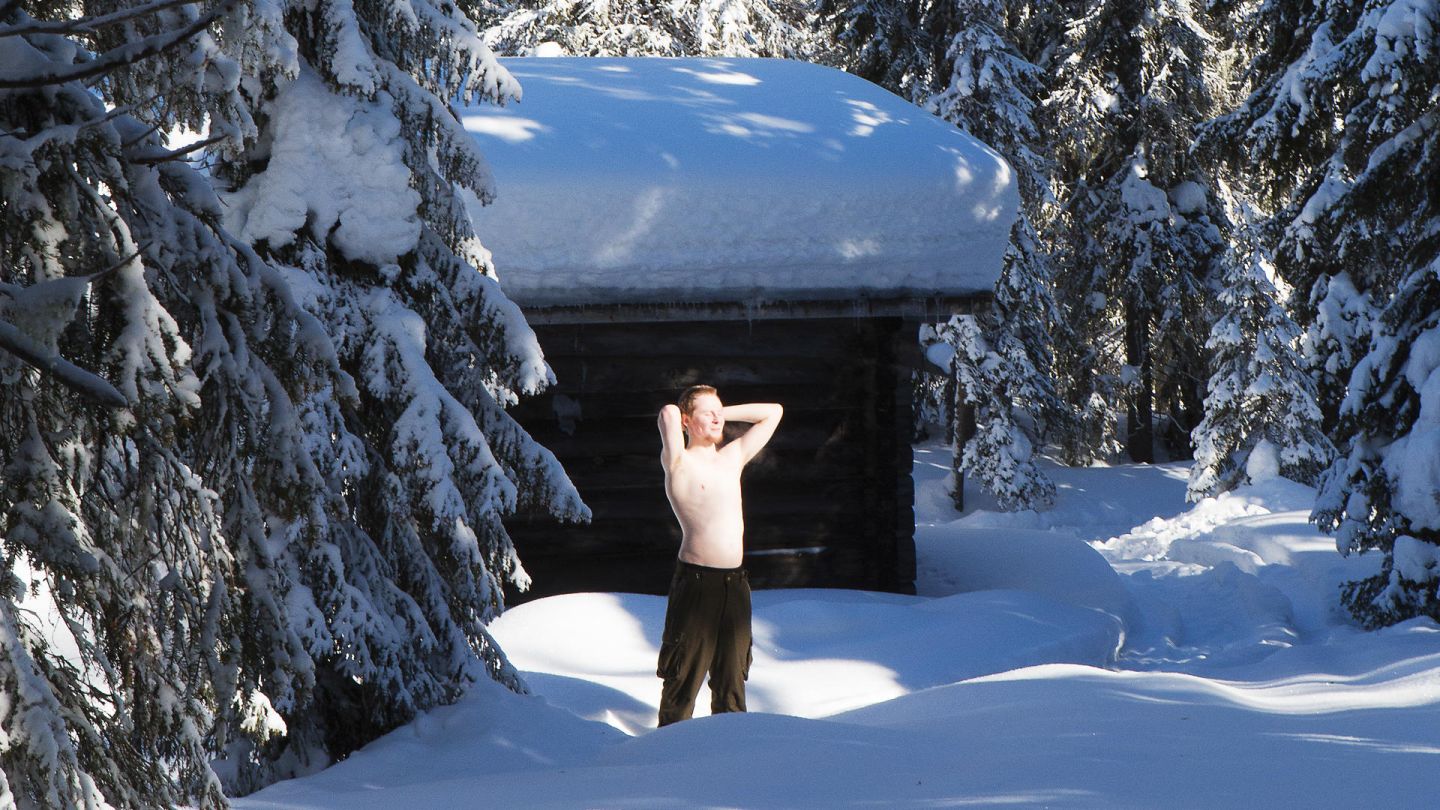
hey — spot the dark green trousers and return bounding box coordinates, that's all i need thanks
[656,561,752,726]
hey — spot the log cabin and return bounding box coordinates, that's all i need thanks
[459,57,1017,601]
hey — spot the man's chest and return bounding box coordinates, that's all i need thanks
[670,460,742,504]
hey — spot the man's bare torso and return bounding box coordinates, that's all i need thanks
[665,446,746,568]
[658,392,782,570]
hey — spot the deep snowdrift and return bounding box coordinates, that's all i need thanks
[238,442,1440,809]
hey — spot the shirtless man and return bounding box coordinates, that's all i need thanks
[655,385,783,726]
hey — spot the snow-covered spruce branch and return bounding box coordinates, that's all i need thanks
[131,132,228,165]
[62,168,144,273]
[0,319,127,407]
[0,246,137,300]
[0,1,232,89]
[0,249,145,408]
[0,100,138,149]
[404,0,517,103]
[0,0,203,39]
[377,59,507,202]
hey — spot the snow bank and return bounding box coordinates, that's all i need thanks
[237,676,624,806]
[1095,475,1321,574]
[915,525,1137,623]
[916,451,1195,545]
[235,445,1440,810]
[239,623,1440,810]
[1094,472,1384,670]
[485,588,1122,732]
[459,57,1017,305]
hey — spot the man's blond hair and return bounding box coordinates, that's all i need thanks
[677,384,718,415]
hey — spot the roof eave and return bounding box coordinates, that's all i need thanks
[518,291,993,324]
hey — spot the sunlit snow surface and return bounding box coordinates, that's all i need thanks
[238,441,1440,809]
[458,57,1017,305]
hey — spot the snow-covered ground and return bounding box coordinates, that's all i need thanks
[237,441,1440,809]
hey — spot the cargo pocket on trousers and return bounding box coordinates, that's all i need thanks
[743,640,753,681]
[657,634,685,679]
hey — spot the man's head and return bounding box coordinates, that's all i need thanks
[678,385,724,446]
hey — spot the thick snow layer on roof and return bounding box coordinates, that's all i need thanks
[459,57,1017,306]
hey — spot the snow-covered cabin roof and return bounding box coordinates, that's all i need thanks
[460,57,1017,307]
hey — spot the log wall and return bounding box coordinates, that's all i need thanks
[502,315,919,602]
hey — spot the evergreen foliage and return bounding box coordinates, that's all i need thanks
[927,313,1058,512]
[1043,0,1232,464]
[1316,261,1440,626]
[1,0,585,804]
[1188,241,1334,500]
[921,0,1071,501]
[1206,0,1439,624]
[2,5,300,805]
[206,0,590,789]
[816,0,954,101]
[476,0,814,57]
[923,0,1065,508]
[1285,0,1440,627]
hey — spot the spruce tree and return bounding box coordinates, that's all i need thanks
[1,4,315,805]
[1206,0,1438,625]
[1188,239,1333,500]
[928,314,1056,511]
[2,0,587,802]
[205,0,589,785]
[1288,0,1440,627]
[1202,0,1403,429]
[924,0,1065,506]
[816,0,956,101]
[1317,261,1440,626]
[1043,0,1232,464]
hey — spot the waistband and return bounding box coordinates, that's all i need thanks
[675,560,747,578]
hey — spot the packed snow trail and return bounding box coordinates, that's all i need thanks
[237,441,1440,808]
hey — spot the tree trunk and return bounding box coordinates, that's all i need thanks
[952,389,977,512]
[948,358,977,512]
[1125,300,1154,463]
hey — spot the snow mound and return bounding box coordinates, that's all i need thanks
[943,459,1195,543]
[488,588,1122,730]
[234,448,1440,810]
[1095,475,1319,572]
[916,526,1136,624]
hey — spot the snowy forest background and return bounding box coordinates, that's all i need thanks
[0,0,1435,807]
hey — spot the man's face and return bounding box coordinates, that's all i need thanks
[683,393,725,442]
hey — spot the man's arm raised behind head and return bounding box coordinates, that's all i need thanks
[723,403,783,464]
[658,403,685,471]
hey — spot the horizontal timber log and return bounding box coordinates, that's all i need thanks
[509,392,859,423]
[521,296,981,326]
[532,318,877,359]
[574,492,869,522]
[509,542,888,601]
[506,515,876,556]
[516,416,867,460]
[541,355,857,392]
